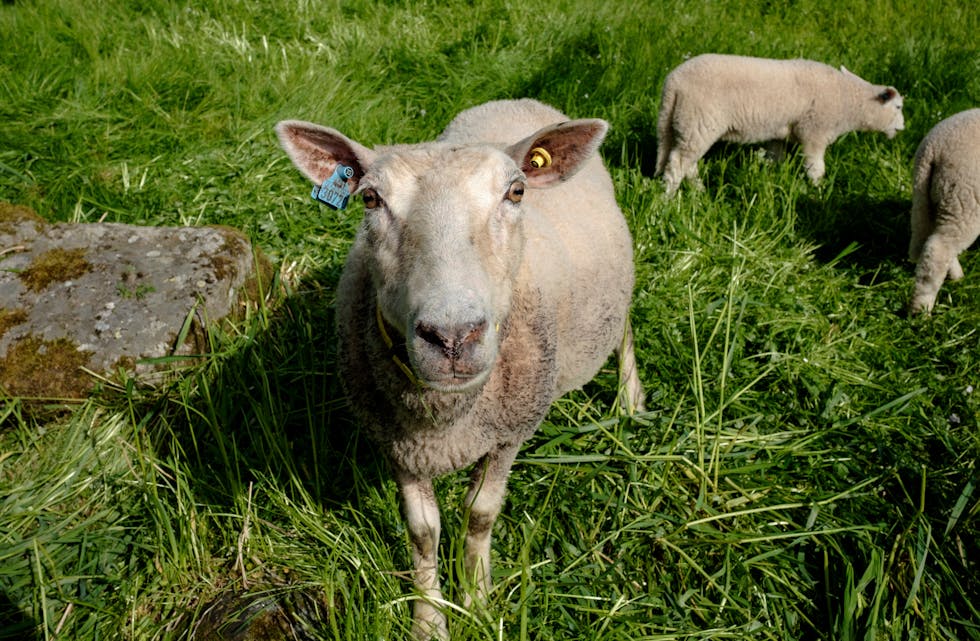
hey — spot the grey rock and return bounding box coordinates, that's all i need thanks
[1,204,273,399]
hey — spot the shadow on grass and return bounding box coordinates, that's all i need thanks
[0,591,38,641]
[796,194,910,270]
[164,264,389,508]
[132,263,395,639]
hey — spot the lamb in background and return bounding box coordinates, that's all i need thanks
[908,108,980,314]
[276,98,644,639]
[655,53,905,196]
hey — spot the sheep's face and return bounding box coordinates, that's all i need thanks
[361,146,526,392]
[872,86,904,139]
[275,116,608,393]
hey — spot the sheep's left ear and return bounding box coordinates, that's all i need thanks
[876,87,899,103]
[505,119,608,188]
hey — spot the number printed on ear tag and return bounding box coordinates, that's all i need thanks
[311,164,355,210]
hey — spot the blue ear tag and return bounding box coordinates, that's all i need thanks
[311,164,355,210]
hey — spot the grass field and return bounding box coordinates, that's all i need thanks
[2,0,979,639]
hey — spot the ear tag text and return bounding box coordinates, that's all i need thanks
[311,164,355,210]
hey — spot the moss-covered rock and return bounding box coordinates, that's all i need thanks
[0,203,278,402]
[0,308,28,341]
[0,202,45,237]
[18,247,93,292]
[0,336,94,399]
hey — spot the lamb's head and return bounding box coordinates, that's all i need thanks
[276,117,607,392]
[870,86,904,138]
[840,66,905,138]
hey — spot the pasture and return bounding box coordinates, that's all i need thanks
[1,0,978,639]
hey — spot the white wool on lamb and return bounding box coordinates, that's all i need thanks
[655,53,904,195]
[276,98,644,640]
[908,108,980,314]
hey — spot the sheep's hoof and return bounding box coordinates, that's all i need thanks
[411,611,449,641]
[907,301,933,317]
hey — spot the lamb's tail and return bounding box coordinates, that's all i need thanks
[654,78,678,177]
[908,144,935,263]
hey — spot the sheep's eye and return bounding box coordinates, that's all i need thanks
[505,181,525,204]
[362,188,381,210]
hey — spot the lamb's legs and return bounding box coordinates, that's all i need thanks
[908,191,933,263]
[911,233,958,314]
[462,445,520,606]
[911,228,977,314]
[800,140,828,183]
[948,257,964,280]
[398,472,449,641]
[618,319,645,414]
[663,146,706,196]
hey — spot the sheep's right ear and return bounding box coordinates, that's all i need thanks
[506,119,609,188]
[275,120,376,190]
[876,87,899,103]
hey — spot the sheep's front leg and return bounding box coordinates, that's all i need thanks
[397,472,449,641]
[800,139,829,184]
[462,445,520,606]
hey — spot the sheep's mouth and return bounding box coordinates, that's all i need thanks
[414,357,493,392]
[422,369,491,393]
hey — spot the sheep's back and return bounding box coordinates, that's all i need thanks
[667,55,842,130]
[917,109,980,218]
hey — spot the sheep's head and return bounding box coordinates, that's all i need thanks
[839,67,905,139]
[872,86,905,138]
[276,117,607,392]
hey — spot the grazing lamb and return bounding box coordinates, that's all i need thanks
[655,53,905,196]
[276,98,645,639]
[908,108,980,314]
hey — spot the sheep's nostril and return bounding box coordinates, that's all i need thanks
[416,323,450,351]
[460,320,487,346]
[415,320,488,357]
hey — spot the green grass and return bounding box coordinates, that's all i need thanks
[2,0,979,639]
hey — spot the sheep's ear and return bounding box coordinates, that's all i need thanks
[506,119,608,188]
[876,87,899,103]
[275,120,376,189]
[840,65,859,78]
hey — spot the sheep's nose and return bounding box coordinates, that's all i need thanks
[415,319,487,358]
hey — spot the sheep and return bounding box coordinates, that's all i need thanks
[655,53,905,196]
[908,108,980,314]
[276,98,645,640]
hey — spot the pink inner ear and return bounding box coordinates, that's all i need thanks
[521,148,565,187]
[506,119,607,188]
[307,150,343,185]
[294,134,357,185]
[277,121,369,187]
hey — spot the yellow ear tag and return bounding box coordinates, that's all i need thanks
[529,147,552,169]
